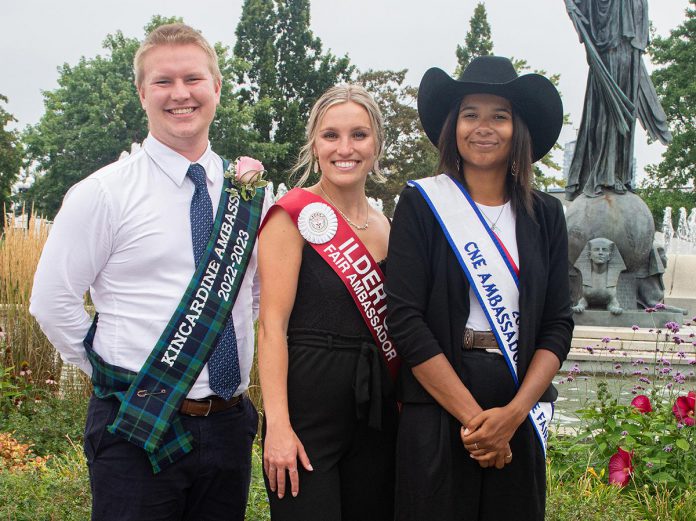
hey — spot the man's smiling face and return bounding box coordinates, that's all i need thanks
[137,43,221,159]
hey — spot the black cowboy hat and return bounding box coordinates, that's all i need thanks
[418,56,563,162]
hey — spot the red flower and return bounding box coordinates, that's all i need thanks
[672,391,695,426]
[631,395,652,413]
[608,447,634,487]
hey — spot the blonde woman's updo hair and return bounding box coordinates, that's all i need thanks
[292,84,386,187]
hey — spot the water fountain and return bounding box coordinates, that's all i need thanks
[275,183,288,201]
[689,208,696,245]
[677,207,689,241]
[367,197,383,213]
[662,206,674,253]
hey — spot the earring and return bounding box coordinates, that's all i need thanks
[456,156,461,173]
[313,158,319,174]
[511,161,518,177]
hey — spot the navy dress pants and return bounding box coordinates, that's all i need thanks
[84,394,258,521]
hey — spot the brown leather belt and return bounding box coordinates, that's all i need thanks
[462,328,499,350]
[179,394,244,417]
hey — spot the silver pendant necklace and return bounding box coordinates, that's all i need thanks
[479,203,506,233]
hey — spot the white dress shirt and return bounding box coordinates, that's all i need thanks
[30,135,272,399]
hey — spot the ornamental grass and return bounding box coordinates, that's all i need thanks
[0,210,59,390]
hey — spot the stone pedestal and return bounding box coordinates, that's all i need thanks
[565,190,686,326]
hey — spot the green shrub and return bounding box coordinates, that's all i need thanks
[0,393,87,457]
[0,442,91,521]
[555,378,695,490]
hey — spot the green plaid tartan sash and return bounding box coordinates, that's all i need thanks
[85,162,264,473]
[84,318,195,473]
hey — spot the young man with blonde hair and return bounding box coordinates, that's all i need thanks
[31,23,270,520]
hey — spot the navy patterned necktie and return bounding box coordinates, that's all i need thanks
[187,163,241,400]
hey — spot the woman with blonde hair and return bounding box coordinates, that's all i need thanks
[258,84,398,520]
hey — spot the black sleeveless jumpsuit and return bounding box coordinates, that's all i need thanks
[263,244,397,521]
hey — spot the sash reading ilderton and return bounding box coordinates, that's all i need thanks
[273,188,401,382]
[409,174,553,455]
[83,159,265,473]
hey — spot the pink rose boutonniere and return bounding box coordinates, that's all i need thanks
[224,156,268,201]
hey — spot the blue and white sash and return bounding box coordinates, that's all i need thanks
[409,174,553,455]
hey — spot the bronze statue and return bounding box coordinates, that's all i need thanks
[573,238,626,315]
[565,0,672,200]
[636,241,688,314]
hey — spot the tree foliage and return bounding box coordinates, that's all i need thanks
[0,95,23,225]
[234,0,278,142]
[233,0,354,185]
[511,58,567,189]
[357,70,438,215]
[646,0,696,188]
[637,186,696,229]
[209,41,267,166]
[22,4,353,216]
[22,21,162,217]
[455,2,493,77]
[23,16,258,218]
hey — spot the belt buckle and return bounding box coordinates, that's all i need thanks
[201,398,213,416]
[463,328,474,350]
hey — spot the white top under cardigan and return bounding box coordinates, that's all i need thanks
[467,201,518,332]
[30,135,272,399]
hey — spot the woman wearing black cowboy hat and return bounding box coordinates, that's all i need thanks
[385,56,573,520]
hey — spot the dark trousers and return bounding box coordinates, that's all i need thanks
[396,351,546,521]
[84,394,258,521]
[263,334,397,521]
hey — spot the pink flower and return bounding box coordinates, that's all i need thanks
[631,395,652,414]
[672,391,695,426]
[608,447,634,487]
[235,156,264,183]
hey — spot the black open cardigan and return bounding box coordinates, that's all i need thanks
[386,184,574,404]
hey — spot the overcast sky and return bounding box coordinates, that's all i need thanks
[2,0,690,181]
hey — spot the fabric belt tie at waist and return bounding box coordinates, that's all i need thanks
[287,330,390,431]
[462,328,499,350]
[179,394,244,417]
[353,341,384,431]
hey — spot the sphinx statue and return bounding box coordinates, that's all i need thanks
[572,238,626,315]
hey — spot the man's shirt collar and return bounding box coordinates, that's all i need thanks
[143,134,215,187]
